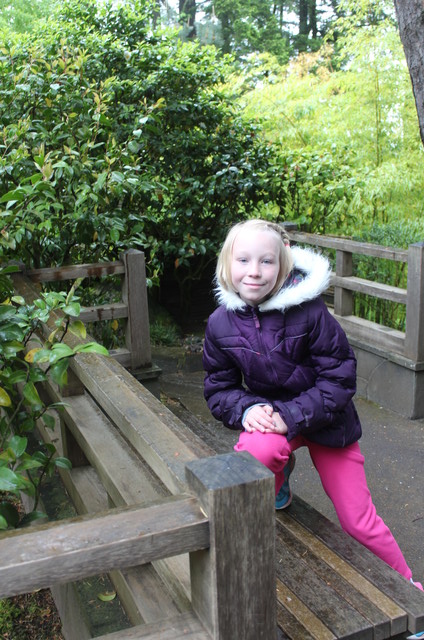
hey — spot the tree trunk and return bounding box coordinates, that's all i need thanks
[179,0,197,37]
[299,0,309,35]
[394,0,424,147]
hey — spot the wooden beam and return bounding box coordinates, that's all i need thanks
[27,261,125,283]
[290,232,408,262]
[0,497,209,599]
[186,452,276,640]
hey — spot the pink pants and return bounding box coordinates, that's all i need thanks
[235,431,413,580]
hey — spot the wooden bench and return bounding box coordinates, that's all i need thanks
[4,270,424,640]
[162,379,424,640]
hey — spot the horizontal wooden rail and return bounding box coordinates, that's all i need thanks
[287,228,424,365]
[26,261,125,283]
[0,496,209,600]
[330,275,407,304]
[291,231,409,262]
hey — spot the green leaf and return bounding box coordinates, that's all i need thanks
[63,302,81,317]
[18,511,47,527]
[43,413,56,429]
[0,387,12,407]
[49,343,74,361]
[0,305,16,321]
[22,381,43,410]
[97,591,117,602]
[55,457,72,470]
[69,320,87,339]
[49,358,69,387]
[73,342,109,356]
[0,467,22,492]
[8,435,28,458]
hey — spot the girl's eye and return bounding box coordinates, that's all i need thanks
[262,259,273,264]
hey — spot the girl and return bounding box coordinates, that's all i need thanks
[203,218,422,589]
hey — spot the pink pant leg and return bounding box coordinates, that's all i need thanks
[307,440,413,580]
[234,430,300,494]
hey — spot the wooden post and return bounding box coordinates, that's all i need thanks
[405,242,424,361]
[186,451,277,640]
[121,249,152,371]
[334,248,353,316]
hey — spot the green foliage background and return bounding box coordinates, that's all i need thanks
[1,0,424,318]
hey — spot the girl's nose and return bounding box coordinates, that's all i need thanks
[248,261,261,276]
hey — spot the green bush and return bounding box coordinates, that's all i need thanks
[0,0,294,304]
[0,267,108,528]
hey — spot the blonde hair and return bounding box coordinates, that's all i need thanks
[216,219,293,297]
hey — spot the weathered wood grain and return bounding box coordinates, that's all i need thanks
[94,611,209,639]
[0,497,209,599]
[186,451,276,640]
[27,261,125,282]
[280,497,424,633]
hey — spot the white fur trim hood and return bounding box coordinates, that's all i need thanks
[215,245,331,312]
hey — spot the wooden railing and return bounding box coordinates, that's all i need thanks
[25,249,158,377]
[286,227,424,364]
[5,259,424,639]
[3,269,276,640]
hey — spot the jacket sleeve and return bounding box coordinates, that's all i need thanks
[273,299,357,440]
[203,318,271,430]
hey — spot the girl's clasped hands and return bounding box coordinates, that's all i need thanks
[243,404,288,435]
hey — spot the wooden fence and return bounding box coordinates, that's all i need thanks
[284,226,424,418]
[285,226,424,363]
[3,254,424,639]
[25,249,160,383]
[21,232,424,417]
[5,269,277,639]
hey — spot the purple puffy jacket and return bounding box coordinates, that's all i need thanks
[203,246,362,448]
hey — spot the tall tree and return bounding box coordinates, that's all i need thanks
[0,0,57,32]
[394,0,424,147]
[179,0,197,37]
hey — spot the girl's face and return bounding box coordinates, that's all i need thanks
[231,228,281,306]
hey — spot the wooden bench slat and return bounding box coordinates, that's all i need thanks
[275,537,373,640]
[285,496,424,633]
[277,580,336,640]
[94,611,209,639]
[276,515,405,637]
[69,353,209,494]
[42,384,169,507]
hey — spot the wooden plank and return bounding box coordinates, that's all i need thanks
[330,274,407,304]
[334,249,353,316]
[27,261,125,282]
[186,452,276,640]
[79,302,128,323]
[69,353,209,494]
[58,464,192,629]
[40,382,169,507]
[277,581,335,640]
[276,516,403,637]
[36,393,193,621]
[121,250,151,370]
[331,313,405,354]
[275,535,373,640]
[405,242,424,361]
[0,496,209,599]
[290,232,408,262]
[94,611,209,639]
[284,496,424,633]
